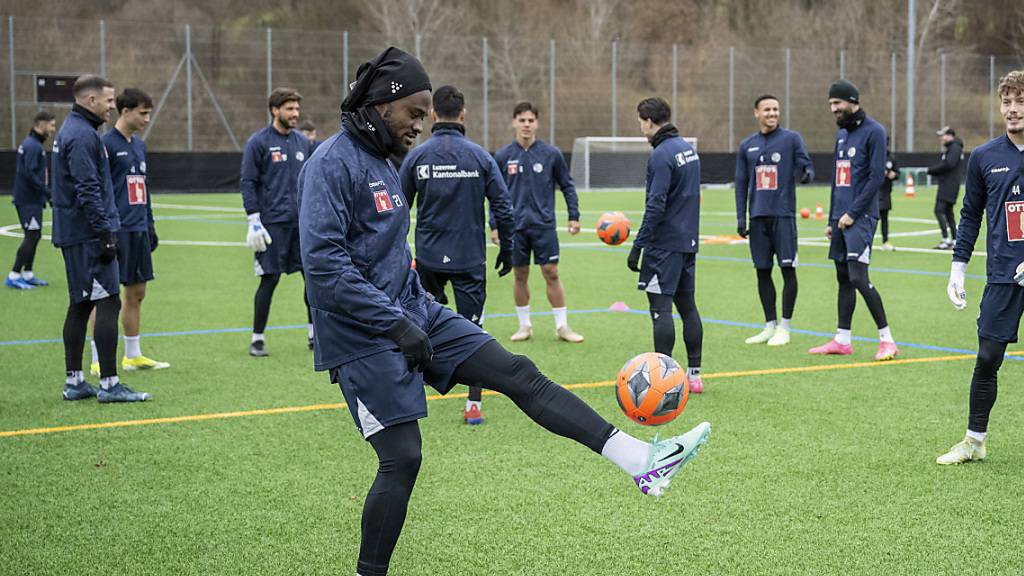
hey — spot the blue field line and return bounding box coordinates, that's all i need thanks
[2,307,1017,361]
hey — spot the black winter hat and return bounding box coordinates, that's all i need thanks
[828,79,860,104]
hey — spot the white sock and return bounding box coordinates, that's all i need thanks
[465,399,481,412]
[552,307,568,330]
[21,270,34,281]
[90,340,100,365]
[252,333,265,343]
[7,271,19,281]
[765,320,777,330]
[687,367,701,380]
[66,371,83,385]
[99,375,119,390]
[780,318,791,331]
[966,429,987,443]
[307,324,314,339]
[601,429,650,476]
[515,305,531,328]
[124,335,141,359]
[878,326,894,343]
[835,329,852,346]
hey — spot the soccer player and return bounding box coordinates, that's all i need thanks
[927,126,964,250]
[879,138,899,251]
[52,75,150,403]
[809,80,899,361]
[240,88,313,356]
[629,98,705,394]
[87,88,169,376]
[298,47,710,576]
[937,70,1024,465]
[398,85,515,425]
[493,102,584,343]
[735,94,814,347]
[7,110,56,290]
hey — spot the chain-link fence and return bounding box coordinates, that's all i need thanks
[2,15,1020,153]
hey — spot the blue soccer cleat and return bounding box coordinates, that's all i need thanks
[97,383,152,403]
[63,380,98,401]
[22,276,49,287]
[5,277,35,290]
[633,421,711,497]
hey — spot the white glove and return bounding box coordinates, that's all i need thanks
[246,212,273,253]
[947,261,967,311]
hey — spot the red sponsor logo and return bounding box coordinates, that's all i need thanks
[271,150,285,162]
[127,175,147,205]
[507,162,519,175]
[374,189,394,213]
[835,159,852,187]
[755,165,778,191]
[1005,201,1024,242]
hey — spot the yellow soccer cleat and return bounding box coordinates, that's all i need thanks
[936,436,987,465]
[90,362,100,377]
[122,355,171,371]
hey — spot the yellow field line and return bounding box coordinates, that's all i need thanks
[0,352,980,439]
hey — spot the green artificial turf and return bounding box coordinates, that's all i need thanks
[1,187,1022,575]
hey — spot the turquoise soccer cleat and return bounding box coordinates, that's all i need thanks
[633,421,711,496]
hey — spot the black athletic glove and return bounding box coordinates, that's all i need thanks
[385,317,433,372]
[148,226,159,252]
[495,247,513,277]
[800,169,814,184]
[627,244,642,272]
[737,225,748,238]
[97,230,118,264]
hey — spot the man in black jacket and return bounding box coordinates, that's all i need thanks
[927,126,964,250]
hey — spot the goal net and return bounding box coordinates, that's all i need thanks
[569,136,698,191]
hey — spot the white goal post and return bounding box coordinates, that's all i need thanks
[569,136,698,191]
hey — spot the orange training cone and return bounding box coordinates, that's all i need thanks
[815,203,824,220]
[905,173,916,198]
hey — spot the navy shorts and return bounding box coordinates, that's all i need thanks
[978,283,1024,344]
[118,230,154,285]
[16,204,43,231]
[417,264,487,326]
[61,240,120,304]
[828,216,877,264]
[748,216,798,269]
[638,248,696,295]
[255,223,302,276]
[331,301,494,438]
[512,227,560,267]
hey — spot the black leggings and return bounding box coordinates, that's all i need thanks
[12,229,41,273]
[880,210,890,243]
[755,267,798,323]
[835,261,888,330]
[935,200,957,240]
[355,340,616,575]
[648,291,703,368]
[968,336,1007,433]
[253,272,313,333]
[63,295,120,378]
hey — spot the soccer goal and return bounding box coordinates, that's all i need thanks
[569,136,698,191]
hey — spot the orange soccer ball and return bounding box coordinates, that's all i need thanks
[596,211,631,246]
[800,207,811,219]
[616,352,689,426]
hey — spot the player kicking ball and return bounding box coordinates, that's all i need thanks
[630,97,705,394]
[298,48,710,576]
[735,95,814,347]
[809,80,898,361]
[937,70,1024,465]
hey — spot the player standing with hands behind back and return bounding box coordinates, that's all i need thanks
[493,102,584,343]
[938,70,1024,465]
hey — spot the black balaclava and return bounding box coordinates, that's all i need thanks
[649,123,680,148]
[341,47,432,158]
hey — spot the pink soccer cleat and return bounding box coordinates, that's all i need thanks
[875,341,899,361]
[808,339,853,355]
[688,377,704,394]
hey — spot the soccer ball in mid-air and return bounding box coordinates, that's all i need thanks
[596,211,631,246]
[616,352,688,426]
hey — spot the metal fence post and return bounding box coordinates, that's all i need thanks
[186,24,193,151]
[989,55,995,140]
[785,48,791,129]
[611,40,617,138]
[728,46,735,151]
[266,27,272,122]
[415,34,421,61]
[8,16,15,149]
[891,52,897,151]
[343,31,349,97]
[906,0,916,152]
[549,39,556,145]
[940,52,946,128]
[839,49,845,79]
[99,20,106,78]
[482,37,489,151]
[671,44,678,126]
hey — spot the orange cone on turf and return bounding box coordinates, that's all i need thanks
[905,173,916,197]
[815,203,824,220]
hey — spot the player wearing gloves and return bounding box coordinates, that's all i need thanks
[298,48,710,576]
[8,110,56,289]
[938,70,1024,465]
[240,88,313,356]
[734,94,814,347]
[630,97,705,394]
